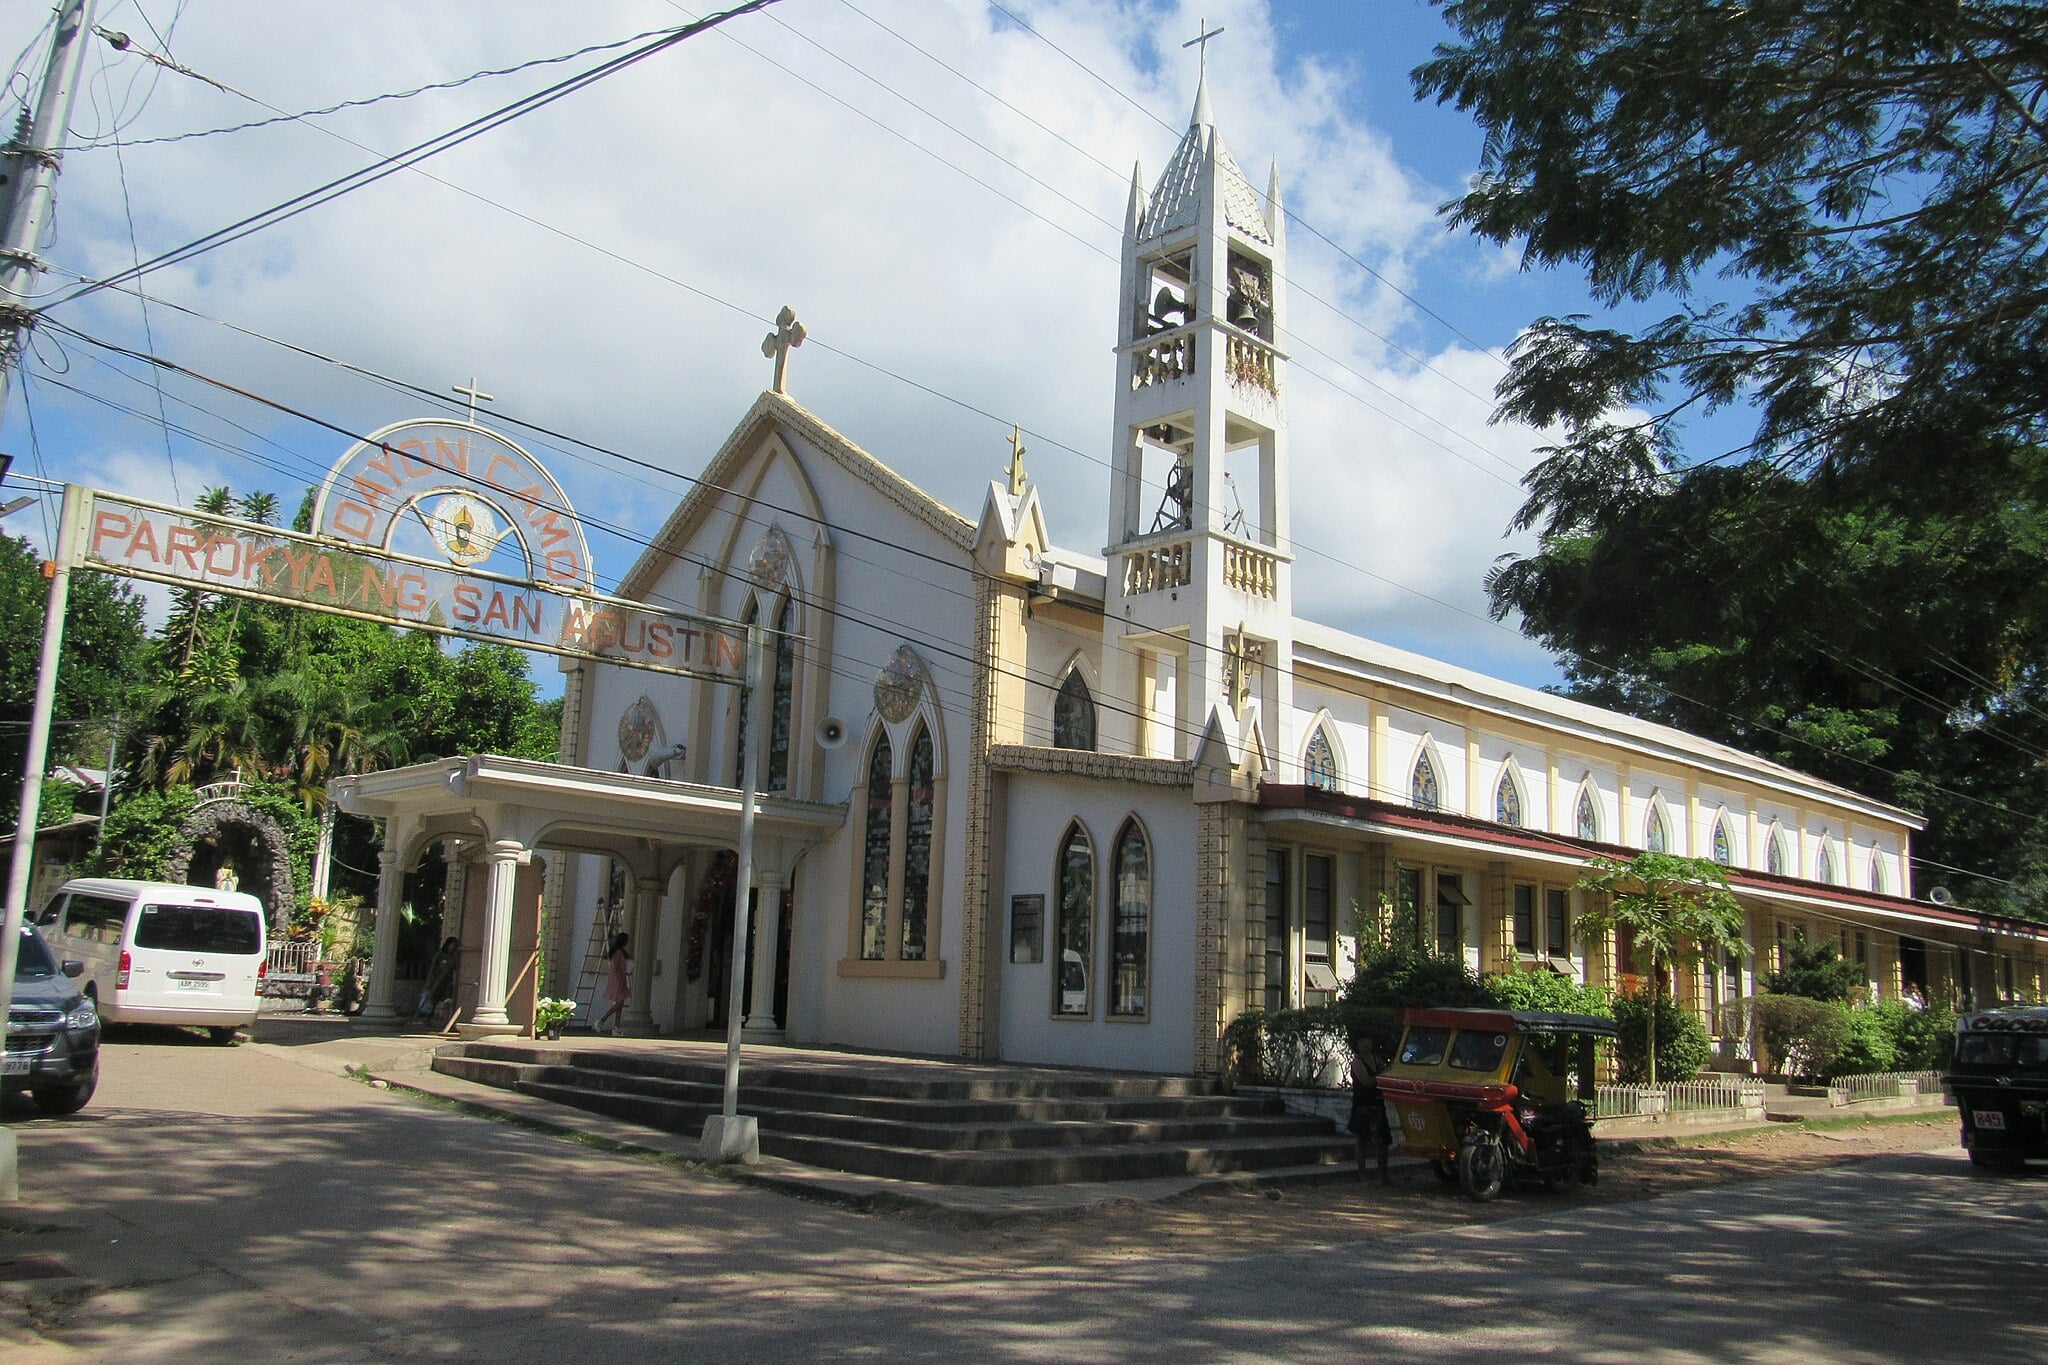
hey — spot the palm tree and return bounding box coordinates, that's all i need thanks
[1575,851,1746,1087]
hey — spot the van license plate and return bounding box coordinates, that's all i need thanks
[1,1055,30,1076]
[1974,1110,2006,1130]
[174,978,213,992]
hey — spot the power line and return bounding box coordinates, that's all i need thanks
[37,0,786,313]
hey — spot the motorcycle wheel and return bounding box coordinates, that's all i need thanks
[1430,1158,1459,1185]
[1458,1134,1507,1202]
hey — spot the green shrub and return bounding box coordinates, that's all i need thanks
[1828,1005,1898,1078]
[1222,1005,1352,1088]
[1339,945,1492,1059]
[1892,1004,1956,1071]
[1485,969,1614,1018]
[1763,936,1863,1002]
[1752,993,1852,1081]
[1611,991,1711,1085]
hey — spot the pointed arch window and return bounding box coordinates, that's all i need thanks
[766,595,795,791]
[858,731,893,959]
[1053,669,1096,751]
[1711,816,1734,866]
[1054,823,1095,1017]
[899,725,934,960]
[1817,837,1835,884]
[733,600,759,787]
[1109,820,1151,1018]
[1645,802,1669,853]
[1766,823,1786,876]
[1411,751,1441,812]
[1868,849,1887,894]
[1304,727,1338,792]
[1495,770,1523,827]
[1576,786,1599,841]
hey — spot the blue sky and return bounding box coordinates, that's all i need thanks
[0,0,1638,694]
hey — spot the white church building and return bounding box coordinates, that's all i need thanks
[340,77,2048,1074]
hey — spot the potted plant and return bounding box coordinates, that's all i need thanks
[533,997,577,1040]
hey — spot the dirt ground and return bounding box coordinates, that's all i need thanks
[943,1114,1962,1265]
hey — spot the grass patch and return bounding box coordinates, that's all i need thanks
[1797,1108,1957,1135]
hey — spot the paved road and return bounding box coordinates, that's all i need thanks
[3,1025,2043,1362]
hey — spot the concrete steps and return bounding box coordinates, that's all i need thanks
[435,1043,1354,1186]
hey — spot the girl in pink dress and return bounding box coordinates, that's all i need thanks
[596,932,630,1033]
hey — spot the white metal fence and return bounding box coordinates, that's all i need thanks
[1827,1070,1943,1106]
[266,939,319,977]
[1595,1076,1765,1121]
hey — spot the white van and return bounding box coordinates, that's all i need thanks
[36,878,267,1042]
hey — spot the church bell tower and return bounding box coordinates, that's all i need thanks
[1100,65,1292,767]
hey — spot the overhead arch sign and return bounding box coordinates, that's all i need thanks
[71,488,745,682]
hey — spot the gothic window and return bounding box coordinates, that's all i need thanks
[1868,849,1886,894]
[899,725,934,961]
[1109,820,1151,1018]
[859,732,892,960]
[1304,727,1338,792]
[1711,816,1733,866]
[1766,823,1786,876]
[1817,838,1835,884]
[1576,786,1599,841]
[767,595,795,792]
[1411,751,1441,812]
[1645,802,1669,853]
[1055,823,1095,1017]
[733,600,758,787]
[1053,669,1096,751]
[1495,770,1523,827]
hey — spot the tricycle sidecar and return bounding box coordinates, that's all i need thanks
[1378,1006,1618,1202]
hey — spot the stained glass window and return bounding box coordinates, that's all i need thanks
[1411,752,1441,812]
[1645,803,1668,853]
[1495,771,1522,827]
[899,726,934,961]
[1053,670,1096,751]
[1817,838,1835,883]
[1868,850,1886,894]
[1576,787,1599,841]
[1304,728,1338,791]
[1766,824,1785,875]
[767,596,795,792]
[1055,824,1094,1016]
[1711,817,1733,866]
[1109,821,1151,1017]
[733,601,758,787]
[859,732,892,959]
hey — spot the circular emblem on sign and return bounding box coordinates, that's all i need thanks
[618,696,660,764]
[874,645,923,724]
[422,494,509,567]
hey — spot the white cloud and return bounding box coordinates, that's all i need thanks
[0,0,1562,685]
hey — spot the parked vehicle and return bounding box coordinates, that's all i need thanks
[34,878,267,1043]
[1378,1006,1617,1201]
[1947,1005,2048,1170]
[5,925,101,1114]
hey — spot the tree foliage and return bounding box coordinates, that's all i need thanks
[1575,852,1745,1085]
[1764,935,1865,1003]
[1418,1,2048,917]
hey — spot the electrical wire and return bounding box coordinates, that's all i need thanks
[37,0,785,313]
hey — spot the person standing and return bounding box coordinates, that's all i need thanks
[1349,1030,1393,1186]
[595,932,631,1034]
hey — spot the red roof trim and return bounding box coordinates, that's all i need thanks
[1259,783,2048,941]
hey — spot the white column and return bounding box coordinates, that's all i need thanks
[471,838,524,1029]
[359,846,405,1022]
[742,881,785,1042]
[623,874,662,1034]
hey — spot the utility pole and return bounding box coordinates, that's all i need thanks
[0,0,97,431]
[0,1,97,1202]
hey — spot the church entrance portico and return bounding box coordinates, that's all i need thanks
[332,753,843,1040]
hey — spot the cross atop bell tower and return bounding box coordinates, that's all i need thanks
[1097,50,1293,769]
